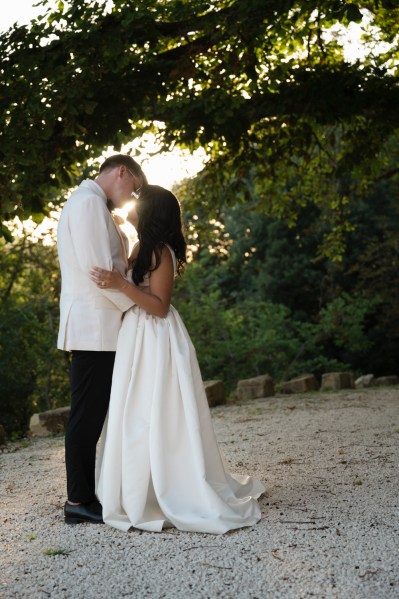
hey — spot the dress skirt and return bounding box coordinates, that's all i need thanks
[96,305,265,534]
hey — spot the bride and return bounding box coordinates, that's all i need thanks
[90,185,265,534]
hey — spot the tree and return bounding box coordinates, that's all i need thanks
[173,128,399,381]
[1,0,399,239]
[0,222,70,436]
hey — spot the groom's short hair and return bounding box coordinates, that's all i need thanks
[100,154,146,183]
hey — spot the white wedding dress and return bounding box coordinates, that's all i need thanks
[96,246,265,534]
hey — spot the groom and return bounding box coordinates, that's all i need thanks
[57,154,147,524]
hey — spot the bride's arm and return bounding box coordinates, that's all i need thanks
[90,246,174,318]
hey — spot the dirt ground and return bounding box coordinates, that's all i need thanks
[1,387,398,598]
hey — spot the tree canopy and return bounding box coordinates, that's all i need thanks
[1,0,399,233]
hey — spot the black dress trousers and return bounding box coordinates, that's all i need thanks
[65,350,116,503]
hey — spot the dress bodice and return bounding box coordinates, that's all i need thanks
[130,243,177,287]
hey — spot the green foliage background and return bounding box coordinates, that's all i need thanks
[0,235,70,437]
[1,0,399,437]
[1,162,398,437]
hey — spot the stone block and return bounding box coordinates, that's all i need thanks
[237,375,274,401]
[280,374,319,394]
[374,376,399,387]
[30,407,70,437]
[321,372,355,390]
[355,374,375,388]
[204,380,225,407]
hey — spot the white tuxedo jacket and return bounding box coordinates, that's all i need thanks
[57,179,134,351]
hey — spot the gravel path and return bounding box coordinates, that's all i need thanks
[1,388,398,599]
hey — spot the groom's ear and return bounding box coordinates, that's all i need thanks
[118,165,126,178]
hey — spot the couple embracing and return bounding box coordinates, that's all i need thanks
[57,154,264,534]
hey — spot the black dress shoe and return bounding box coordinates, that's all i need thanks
[64,501,104,524]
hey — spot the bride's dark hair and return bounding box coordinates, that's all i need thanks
[131,185,187,285]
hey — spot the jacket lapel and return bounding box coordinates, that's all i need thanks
[111,215,129,270]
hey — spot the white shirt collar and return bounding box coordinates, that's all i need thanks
[80,179,107,203]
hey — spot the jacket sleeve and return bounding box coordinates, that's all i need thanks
[69,194,135,312]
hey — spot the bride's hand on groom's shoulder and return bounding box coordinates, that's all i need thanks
[90,266,127,291]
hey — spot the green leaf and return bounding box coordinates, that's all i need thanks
[346,3,363,23]
[0,222,14,242]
